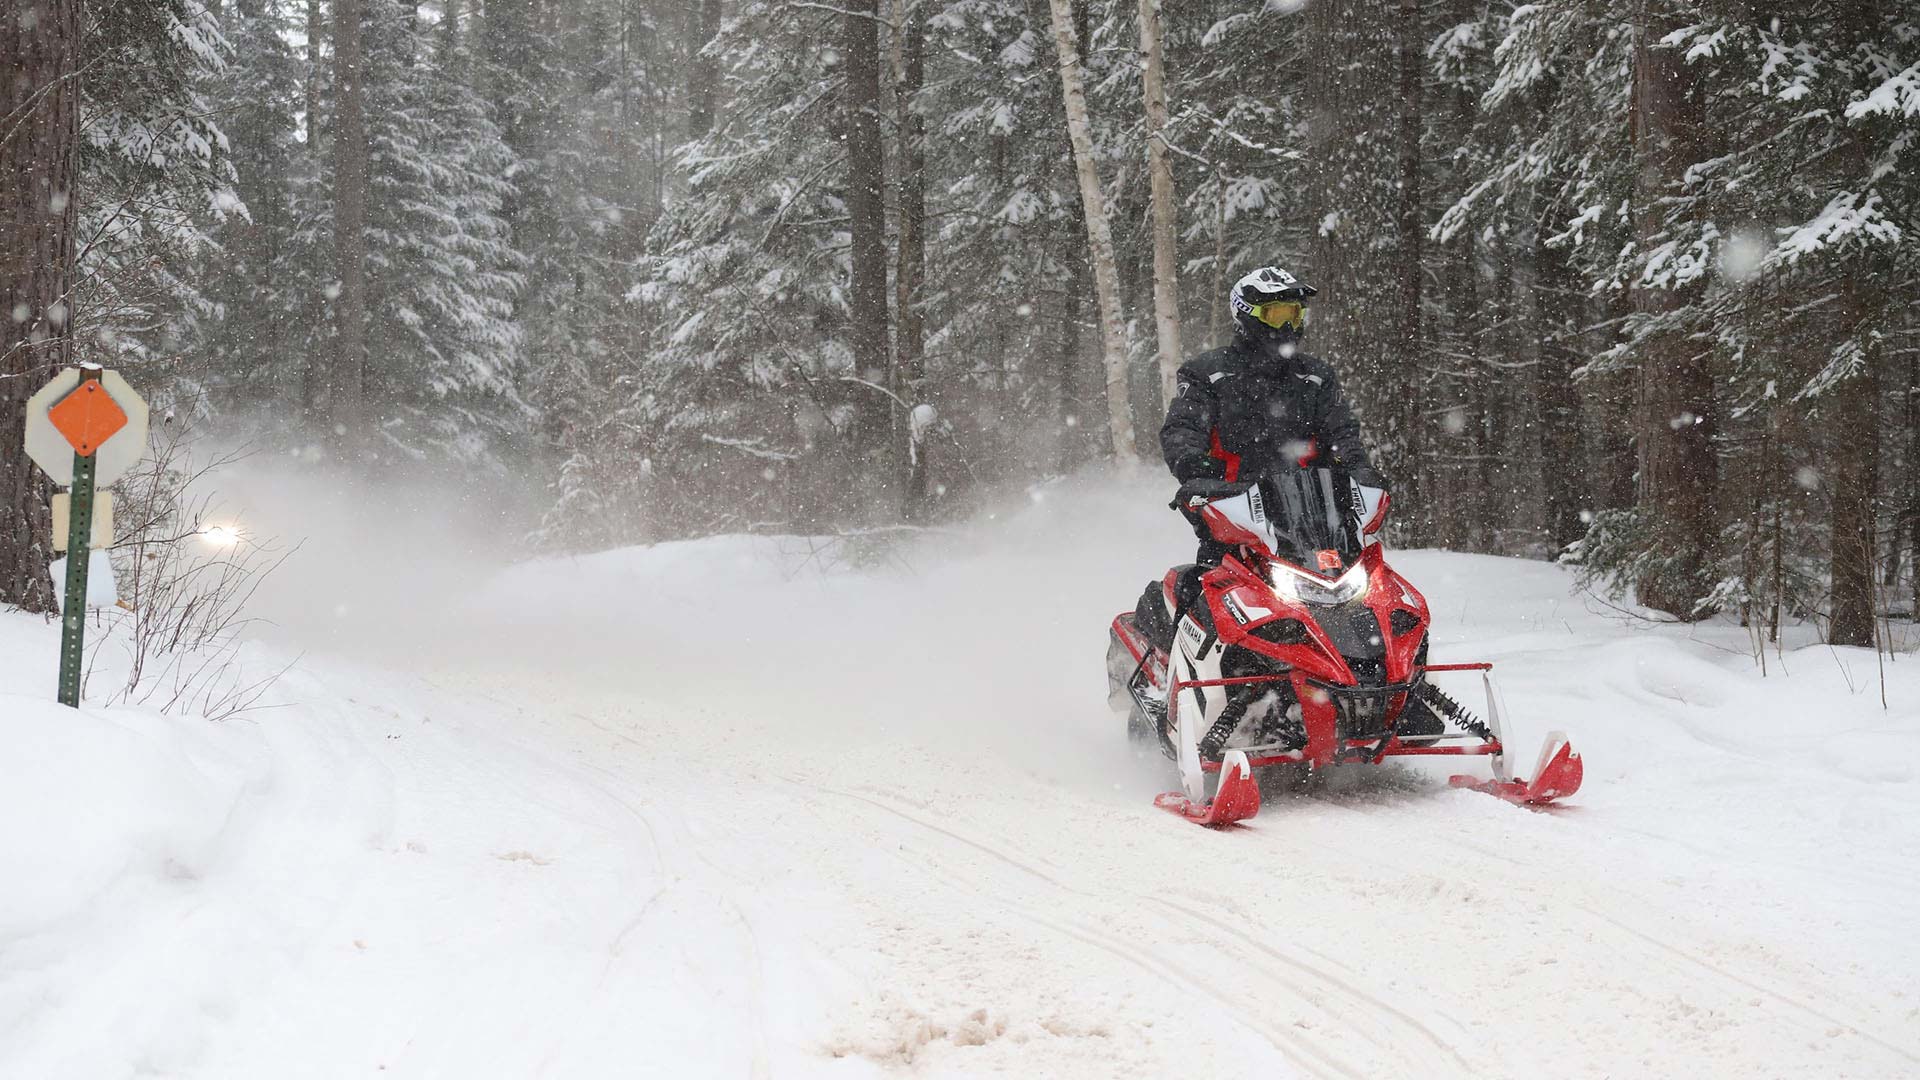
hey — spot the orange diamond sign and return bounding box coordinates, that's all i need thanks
[47,379,129,457]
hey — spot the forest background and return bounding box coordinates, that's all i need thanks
[2,0,1915,649]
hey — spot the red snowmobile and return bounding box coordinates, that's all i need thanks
[1106,466,1582,827]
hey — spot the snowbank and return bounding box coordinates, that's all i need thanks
[3,465,1916,1077]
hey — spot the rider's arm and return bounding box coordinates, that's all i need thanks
[1316,367,1387,487]
[1160,369,1225,481]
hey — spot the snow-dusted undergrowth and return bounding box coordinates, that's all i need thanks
[3,466,1916,1077]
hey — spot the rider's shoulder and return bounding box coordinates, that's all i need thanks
[1177,344,1245,382]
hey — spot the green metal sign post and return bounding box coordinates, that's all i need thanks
[24,365,148,709]
[57,449,98,707]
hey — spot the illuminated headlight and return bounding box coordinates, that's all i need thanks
[1270,560,1369,605]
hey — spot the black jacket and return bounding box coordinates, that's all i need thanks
[1159,339,1377,484]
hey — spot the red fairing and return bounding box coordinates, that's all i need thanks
[1362,490,1391,535]
[1203,559,1350,687]
[1359,544,1429,683]
[1198,503,1267,551]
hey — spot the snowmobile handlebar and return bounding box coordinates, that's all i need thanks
[1168,478,1252,511]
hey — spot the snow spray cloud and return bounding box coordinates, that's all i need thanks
[204,442,1195,798]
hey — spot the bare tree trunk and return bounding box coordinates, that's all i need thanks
[890,0,928,512]
[843,0,892,498]
[306,0,325,150]
[686,0,723,137]
[1535,228,1585,552]
[1046,0,1135,459]
[440,0,460,58]
[1212,170,1227,346]
[1828,284,1880,647]
[299,0,328,415]
[1392,0,1428,540]
[1909,347,1919,622]
[0,0,80,613]
[1138,0,1182,406]
[1629,11,1716,618]
[331,0,370,449]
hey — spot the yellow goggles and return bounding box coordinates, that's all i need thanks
[1250,300,1307,331]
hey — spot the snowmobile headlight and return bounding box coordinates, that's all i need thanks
[1270,560,1368,606]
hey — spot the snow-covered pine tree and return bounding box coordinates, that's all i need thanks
[356,0,526,466]
[1667,6,1919,644]
[521,0,676,550]
[914,0,1100,476]
[624,0,872,535]
[74,0,236,407]
[192,0,329,424]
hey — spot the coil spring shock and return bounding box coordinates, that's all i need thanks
[1197,710,1242,759]
[1415,681,1493,742]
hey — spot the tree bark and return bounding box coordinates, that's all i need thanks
[331,0,369,448]
[1392,0,1428,540]
[1211,170,1227,347]
[1629,10,1716,618]
[1046,0,1135,459]
[1909,347,1919,622]
[1535,228,1585,552]
[1,0,80,613]
[1138,0,1182,407]
[687,0,723,137]
[843,0,892,496]
[306,0,324,151]
[1827,284,1880,648]
[890,0,927,512]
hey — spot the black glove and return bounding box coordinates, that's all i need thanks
[1347,465,1390,491]
[1172,455,1226,483]
[1170,477,1252,513]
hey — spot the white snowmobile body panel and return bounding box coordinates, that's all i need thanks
[1170,611,1232,803]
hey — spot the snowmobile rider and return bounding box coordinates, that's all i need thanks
[1159,264,1385,564]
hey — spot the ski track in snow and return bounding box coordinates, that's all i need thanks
[4,469,1918,1078]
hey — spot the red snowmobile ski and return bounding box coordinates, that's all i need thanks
[1106,467,1582,827]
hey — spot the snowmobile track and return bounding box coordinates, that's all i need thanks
[1578,904,1920,1066]
[798,780,1474,1079]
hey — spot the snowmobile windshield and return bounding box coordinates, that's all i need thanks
[1256,467,1364,571]
[1199,466,1365,574]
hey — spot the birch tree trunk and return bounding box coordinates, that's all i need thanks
[0,0,80,613]
[1138,0,1182,406]
[1046,0,1135,458]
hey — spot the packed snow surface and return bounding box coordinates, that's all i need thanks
[4,468,1918,1078]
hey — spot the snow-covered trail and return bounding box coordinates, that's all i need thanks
[5,469,1918,1077]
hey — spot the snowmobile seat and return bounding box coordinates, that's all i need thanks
[1134,581,1176,654]
[1163,564,1206,626]
[1134,564,1208,655]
